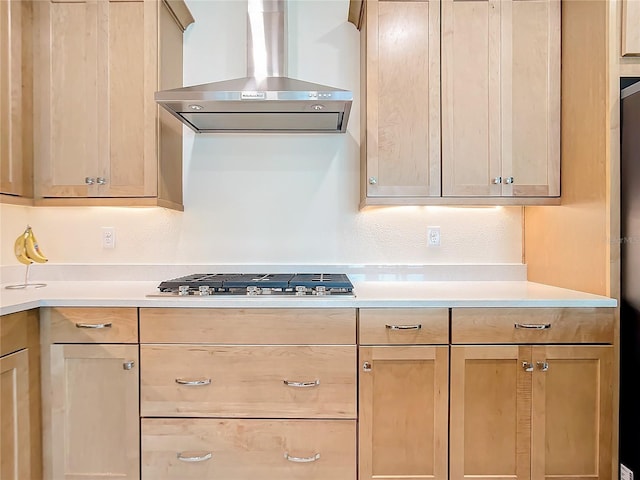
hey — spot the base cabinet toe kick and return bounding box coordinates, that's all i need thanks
[36,306,615,480]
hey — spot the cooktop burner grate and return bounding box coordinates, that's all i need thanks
[154,273,354,297]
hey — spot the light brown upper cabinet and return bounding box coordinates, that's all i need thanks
[622,0,640,56]
[32,0,193,210]
[442,0,560,198]
[0,0,33,204]
[360,0,442,200]
[352,0,560,206]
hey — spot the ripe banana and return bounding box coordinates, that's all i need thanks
[14,230,32,265]
[24,227,48,264]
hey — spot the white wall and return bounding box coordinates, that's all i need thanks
[0,0,523,268]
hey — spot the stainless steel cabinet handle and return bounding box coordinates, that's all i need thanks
[363,361,372,372]
[85,177,95,185]
[537,361,549,372]
[75,322,112,329]
[385,324,422,330]
[368,176,377,185]
[175,378,212,386]
[283,379,320,388]
[177,451,213,462]
[505,176,514,184]
[493,176,502,184]
[514,323,551,330]
[522,361,534,372]
[284,452,320,463]
[123,361,134,370]
[96,177,107,185]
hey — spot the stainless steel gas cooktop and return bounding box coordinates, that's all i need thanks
[149,273,355,297]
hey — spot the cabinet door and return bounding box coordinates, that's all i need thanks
[450,345,531,480]
[101,0,157,197]
[34,0,158,198]
[34,0,99,197]
[359,346,448,480]
[0,0,32,198]
[365,0,441,198]
[530,345,613,480]
[622,0,640,56]
[0,349,30,480]
[501,0,560,197]
[49,344,139,480]
[442,0,559,197]
[442,0,501,196]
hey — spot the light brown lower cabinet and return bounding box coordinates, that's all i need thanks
[142,418,356,480]
[449,308,615,480]
[1,349,30,479]
[41,307,140,480]
[358,308,450,480]
[0,309,41,480]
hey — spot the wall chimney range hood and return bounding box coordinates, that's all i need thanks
[155,0,353,134]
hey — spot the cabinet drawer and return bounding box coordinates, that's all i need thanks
[44,307,138,343]
[451,308,615,344]
[140,308,356,344]
[359,308,448,345]
[1,310,36,357]
[142,418,356,480]
[140,345,356,418]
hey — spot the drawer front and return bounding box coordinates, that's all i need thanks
[359,308,449,345]
[1,310,36,357]
[140,308,356,344]
[140,345,356,418]
[45,307,138,343]
[142,418,356,480]
[451,308,615,344]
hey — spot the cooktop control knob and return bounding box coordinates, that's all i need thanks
[178,285,190,296]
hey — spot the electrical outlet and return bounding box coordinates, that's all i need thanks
[102,227,116,249]
[621,464,634,480]
[428,226,441,246]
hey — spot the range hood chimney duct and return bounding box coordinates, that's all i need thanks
[155,0,353,134]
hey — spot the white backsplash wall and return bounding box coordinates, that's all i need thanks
[0,0,524,267]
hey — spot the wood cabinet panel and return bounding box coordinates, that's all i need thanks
[0,349,30,480]
[142,418,357,480]
[0,309,41,480]
[0,0,33,201]
[530,345,613,480]
[358,307,448,344]
[359,345,448,480]
[48,343,139,480]
[33,0,192,208]
[622,0,640,56]
[140,308,356,344]
[365,0,441,198]
[451,307,615,344]
[140,345,357,418]
[45,307,138,343]
[450,345,530,480]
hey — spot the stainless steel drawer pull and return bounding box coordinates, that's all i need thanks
[283,379,320,388]
[385,324,422,330]
[284,452,320,463]
[177,451,213,463]
[175,378,212,386]
[75,322,112,329]
[123,361,134,370]
[514,323,551,330]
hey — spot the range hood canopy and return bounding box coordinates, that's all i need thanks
[155,0,353,134]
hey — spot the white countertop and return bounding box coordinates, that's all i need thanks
[0,279,617,316]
